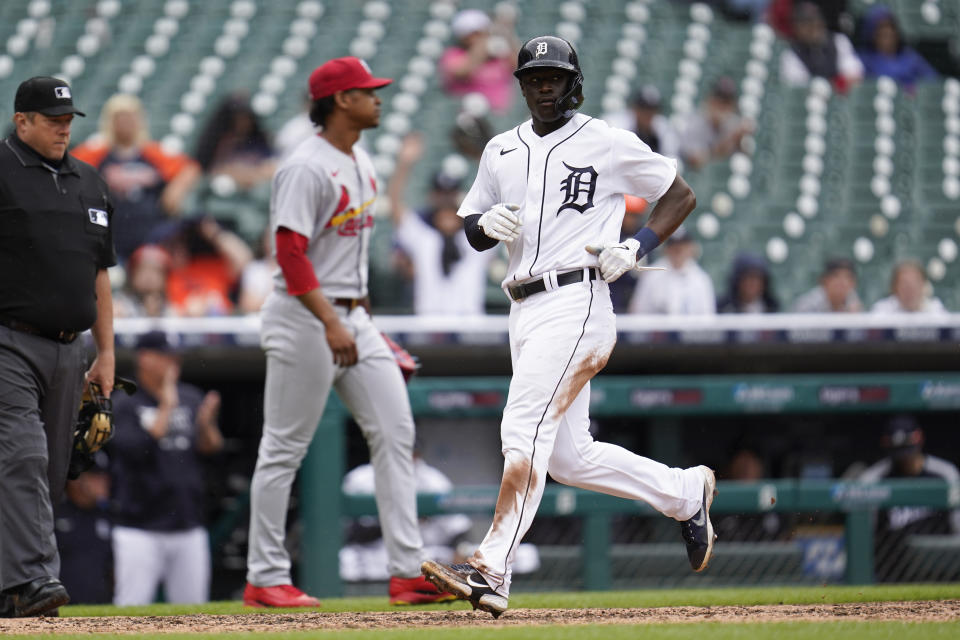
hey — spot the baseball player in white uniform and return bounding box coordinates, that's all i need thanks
[422,36,716,618]
[244,57,452,608]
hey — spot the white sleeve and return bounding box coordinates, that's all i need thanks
[835,33,864,82]
[609,130,678,202]
[272,163,333,237]
[394,210,429,252]
[628,275,655,314]
[779,49,811,87]
[691,271,717,315]
[458,143,500,218]
[653,115,681,161]
[927,298,948,314]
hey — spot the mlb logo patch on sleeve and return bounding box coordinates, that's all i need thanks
[88,208,108,227]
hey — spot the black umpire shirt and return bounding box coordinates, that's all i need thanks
[0,134,116,333]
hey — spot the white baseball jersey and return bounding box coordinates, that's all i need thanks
[270,135,378,298]
[458,112,677,287]
[451,112,706,600]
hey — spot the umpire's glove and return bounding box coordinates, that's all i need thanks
[478,203,522,243]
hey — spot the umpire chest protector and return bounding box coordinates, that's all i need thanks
[0,135,115,333]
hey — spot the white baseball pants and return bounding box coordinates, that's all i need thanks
[471,274,705,596]
[247,292,424,587]
[112,526,210,605]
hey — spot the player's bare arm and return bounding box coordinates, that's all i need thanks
[87,269,116,397]
[386,133,425,226]
[643,175,697,241]
[588,176,697,283]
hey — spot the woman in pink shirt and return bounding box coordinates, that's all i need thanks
[440,9,518,114]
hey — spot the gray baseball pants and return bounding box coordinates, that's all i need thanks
[0,325,86,590]
[246,292,424,586]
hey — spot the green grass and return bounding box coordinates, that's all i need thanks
[2,584,954,639]
[65,583,960,617]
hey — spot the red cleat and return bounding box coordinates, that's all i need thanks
[389,574,457,605]
[243,583,321,608]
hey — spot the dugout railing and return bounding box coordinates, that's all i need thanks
[300,374,960,597]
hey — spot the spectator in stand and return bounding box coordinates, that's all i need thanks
[112,244,172,318]
[627,85,680,160]
[767,0,850,38]
[779,2,863,92]
[388,133,495,315]
[717,252,780,313]
[677,76,754,170]
[450,111,494,163]
[238,229,277,315]
[72,94,201,262]
[54,452,113,604]
[871,260,947,315]
[274,92,317,159]
[714,447,783,542]
[629,226,716,315]
[162,218,253,317]
[107,331,223,605]
[857,5,938,92]
[790,257,862,313]
[439,8,520,114]
[194,93,275,190]
[859,415,960,582]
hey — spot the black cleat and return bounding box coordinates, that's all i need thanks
[421,560,508,618]
[680,466,718,572]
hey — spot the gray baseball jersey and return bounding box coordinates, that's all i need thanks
[249,133,427,588]
[270,135,378,298]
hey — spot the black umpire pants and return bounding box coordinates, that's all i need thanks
[0,325,86,590]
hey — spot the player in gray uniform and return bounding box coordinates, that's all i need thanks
[422,37,716,618]
[244,57,452,607]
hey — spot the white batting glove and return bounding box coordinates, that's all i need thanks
[478,203,522,243]
[585,238,641,283]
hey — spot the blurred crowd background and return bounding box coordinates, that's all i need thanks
[3,0,960,318]
[3,0,959,606]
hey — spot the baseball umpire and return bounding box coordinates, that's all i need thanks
[243,57,452,607]
[0,76,116,617]
[421,37,715,617]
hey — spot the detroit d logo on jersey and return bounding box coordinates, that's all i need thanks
[557,162,598,215]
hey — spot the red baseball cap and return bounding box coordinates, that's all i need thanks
[309,57,392,99]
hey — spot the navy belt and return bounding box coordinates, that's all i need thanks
[508,268,599,302]
[0,317,79,344]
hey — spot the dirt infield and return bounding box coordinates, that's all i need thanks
[1,600,958,634]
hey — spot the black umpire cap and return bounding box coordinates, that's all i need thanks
[14,76,86,117]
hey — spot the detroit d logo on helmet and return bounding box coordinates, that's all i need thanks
[558,162,597,215]
[535,41,548,58]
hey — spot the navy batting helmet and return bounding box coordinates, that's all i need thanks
[514,36,584,119]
